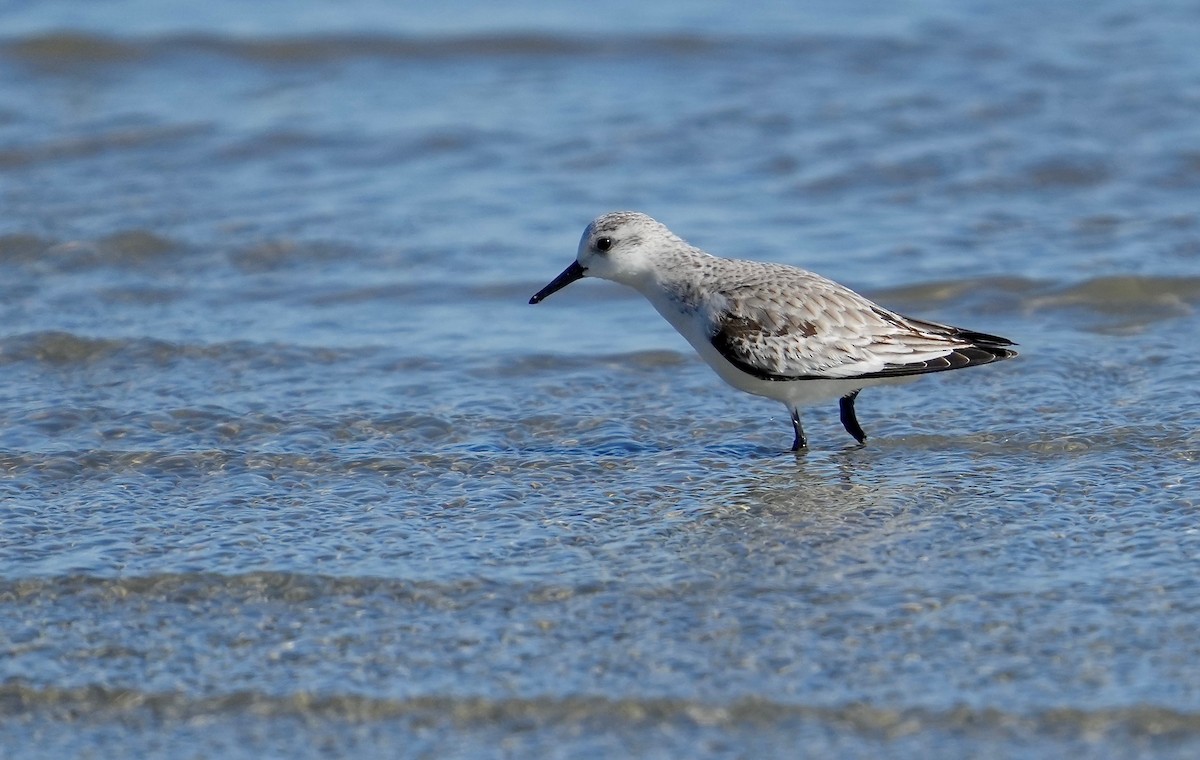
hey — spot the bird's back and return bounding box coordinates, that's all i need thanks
[656,255,1016,382]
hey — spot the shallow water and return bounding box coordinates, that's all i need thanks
[2,1,1200,757]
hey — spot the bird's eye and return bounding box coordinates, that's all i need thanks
[595,236,613,252]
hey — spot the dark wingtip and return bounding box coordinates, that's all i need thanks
[838,327,1019,380]
[954,328,1017,349]
[958,330,1019,362]
[957,344,1018,365]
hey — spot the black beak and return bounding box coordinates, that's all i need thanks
[529,261,586,304]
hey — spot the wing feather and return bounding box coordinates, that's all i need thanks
[705,269,1017,381]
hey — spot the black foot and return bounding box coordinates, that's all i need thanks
[839,390,867,444]
[790,407,807,451]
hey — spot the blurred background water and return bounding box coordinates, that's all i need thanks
[1,0,1199,757]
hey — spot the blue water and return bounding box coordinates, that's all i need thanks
[2,1,1200,757]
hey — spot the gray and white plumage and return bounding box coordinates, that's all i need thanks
[530,211,1017,450]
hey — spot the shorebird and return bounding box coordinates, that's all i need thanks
[530,212,1017,450]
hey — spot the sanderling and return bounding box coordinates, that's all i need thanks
[530,212,1017,450]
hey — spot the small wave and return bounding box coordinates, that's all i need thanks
[0,331,142,365]
[1022,154,1113,189]
[0,230,185,271]
[0,32,713,65]
[0,331,359,367]
[0,572,509,605]
[0,233,47,263]
[0,123,211,169]
[872,274,1199,331]
[1025,275,1199,334]
[0,33,145,63]
[1028,275,1200,311]
[871,275,1033,307]
[490,350,691,378]
[0,31,916,66]
[3,678,1199,738]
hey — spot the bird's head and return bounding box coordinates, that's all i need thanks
[529,212,676,303]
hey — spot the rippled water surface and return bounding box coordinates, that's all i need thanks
[2,1,1200,757]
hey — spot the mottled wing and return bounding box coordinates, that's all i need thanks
[707,266,1016,381]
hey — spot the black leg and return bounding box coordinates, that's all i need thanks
[839,390,867,444]
[790,406,807,451]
